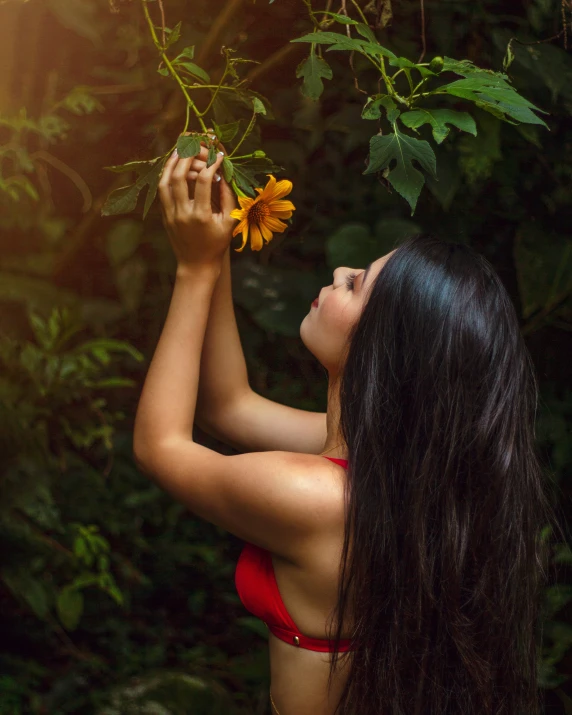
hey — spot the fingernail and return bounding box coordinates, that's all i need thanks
[172,148,178,158]
[218,151,224,156]
[215,173,221,182]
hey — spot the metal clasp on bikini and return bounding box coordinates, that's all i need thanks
[293,636,300,646]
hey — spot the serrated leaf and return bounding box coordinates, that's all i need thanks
[177,135,202,158]
[296,48,333,100]
[222,157,234,182]
[362,94,399,122]
[101,184,142,216]
[178,61,210,83]
[363,124,437,214]
[143,157,167,219]
[57,587,84,631]
[212,121,239,143]
[400,109,477,143]
[232,164,258,197]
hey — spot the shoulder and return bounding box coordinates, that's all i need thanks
[136,440,345,563]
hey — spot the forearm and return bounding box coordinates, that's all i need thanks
[196,245,251,421]
[134,263,220,459]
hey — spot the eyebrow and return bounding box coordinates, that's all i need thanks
[359,262,372,290]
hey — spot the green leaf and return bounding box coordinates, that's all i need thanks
[177,135,202,158]
[178,61,210,83]
[74,338,144,363]
[252,97,266,115]
[362,94,399,122]
[173,46,195,62]
[103,160,156,174]
[291,31,396,59]
[503,41,515,72]
[57,587,84,631]
[222,157,234,182]
[441,78,549,128]
[164,21,182,49]
[206,144,217,168]
[355,23,378,44]
[389,56,437,78]
[296,47,333,100]
[232,164,258,197]
[212,120,239,143]
[363,124,437,214]
[143,157,167,219]
[319,11,359,25]
[441,57,509,81]
[515,224,572,320]
[101,184,142,217]
[400,109,477,144]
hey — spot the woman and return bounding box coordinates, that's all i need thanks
[134,144,560,715]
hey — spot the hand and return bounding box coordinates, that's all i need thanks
[158,141,238,271]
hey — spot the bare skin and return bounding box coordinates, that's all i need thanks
[180,149,394,713]
[267,459,357,715]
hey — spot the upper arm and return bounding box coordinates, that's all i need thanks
[196,388,328,455]
[134,440,341,561]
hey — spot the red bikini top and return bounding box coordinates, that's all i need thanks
[234,456,357,653]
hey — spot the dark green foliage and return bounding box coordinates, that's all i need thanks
[0,0,571,712]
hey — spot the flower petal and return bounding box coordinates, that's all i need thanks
[264,216,288,233]
[234,221,249,252]
[255,175,277,203]
[268,179,293,201]
[232,218,248,238]
[237,196,255,210]
[250,223,264,251]
[259,221,273,243]
[230,208,246,222]
[268,200,295,212]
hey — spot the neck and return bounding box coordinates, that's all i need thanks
[321,375,348,460]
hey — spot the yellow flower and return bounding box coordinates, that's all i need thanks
[230,174,296,252]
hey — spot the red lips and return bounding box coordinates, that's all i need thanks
[312,298,319,307]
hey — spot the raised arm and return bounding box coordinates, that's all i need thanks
[192,151,327,455]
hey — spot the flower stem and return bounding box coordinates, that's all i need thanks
[228,109,257,158]
[141,1,208,134]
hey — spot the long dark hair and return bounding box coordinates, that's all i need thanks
[325,234,562,715]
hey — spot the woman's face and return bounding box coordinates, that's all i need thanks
[300,252,394,374]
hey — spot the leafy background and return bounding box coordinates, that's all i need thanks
[0,0,571,712]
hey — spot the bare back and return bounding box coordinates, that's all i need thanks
[267,461,357,715]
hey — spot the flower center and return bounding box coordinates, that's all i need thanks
[247,201,270,224]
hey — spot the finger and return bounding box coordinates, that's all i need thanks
[192,152,225,216]
[157,150,179,220]
[171,155,195,209]
[218,172,237,217]
[187,169,221,182]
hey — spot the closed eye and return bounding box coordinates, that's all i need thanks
[345,271,357,290]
